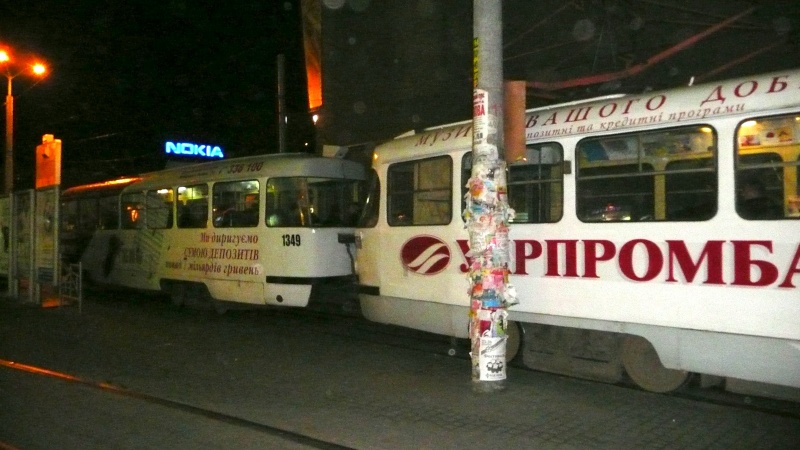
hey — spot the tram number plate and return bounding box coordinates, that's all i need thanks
[282,234,301,247]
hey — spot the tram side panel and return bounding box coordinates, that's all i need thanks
[357,142,800,391]
[158,226,356,307]
[82,226,351,308]
[160,228,269,306]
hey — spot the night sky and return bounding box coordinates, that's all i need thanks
[315,1,800,150]
[4,1,799,189]
[0,0,312,188]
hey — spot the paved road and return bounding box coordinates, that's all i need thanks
[1,293,799,449]
[0,366,333,450]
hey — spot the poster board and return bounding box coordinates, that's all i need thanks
[13,190,34,302]
[35,187,58,286]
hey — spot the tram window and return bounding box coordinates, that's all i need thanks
[146,189,173,229]
[99,196,119,229]
[266,176,366,228]
[508,144,563,223]
[308,178,358,226]
[77,199,99,232]
[577,126,717,222]
[266,178,303,227]
[121,192,145,229]
[735,114,800,219]
[212,180,260,228]
[388,156,452,226]
[59,198,84,264]
[736,153,785,220]
[665,159,716,220]
[60,200,78,232]
[578,164,655,221]
[177,184,209,229]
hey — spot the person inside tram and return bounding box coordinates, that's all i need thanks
[738,177,783,220]
[268,193,302,226]
[238,194,260,226]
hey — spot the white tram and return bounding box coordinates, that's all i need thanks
[354,70,800,394]
[61,153,366,312]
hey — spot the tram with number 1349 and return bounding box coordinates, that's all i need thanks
[60,152,366,313]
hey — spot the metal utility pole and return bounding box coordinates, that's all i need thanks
[466,0,516,391]
[5,79,13,194]
[2,52,47,194]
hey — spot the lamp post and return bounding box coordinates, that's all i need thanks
[0,49,46,194]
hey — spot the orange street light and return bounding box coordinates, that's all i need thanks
[1,49,47,194]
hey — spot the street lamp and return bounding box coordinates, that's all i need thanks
[0,49,47,194]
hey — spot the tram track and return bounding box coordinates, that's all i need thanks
[0,358,355,450]
[296,304,800,420]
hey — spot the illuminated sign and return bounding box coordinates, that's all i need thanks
[165,141,224,159]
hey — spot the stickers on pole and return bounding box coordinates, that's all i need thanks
[473,89,493,146]
[468,88,516,384]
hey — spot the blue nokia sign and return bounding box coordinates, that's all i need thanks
[165,141,225,159]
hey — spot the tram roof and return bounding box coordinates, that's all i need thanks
[61,177,142,198]
[375,68,800,163]
[62,153,366,196]
[127,152,366,190]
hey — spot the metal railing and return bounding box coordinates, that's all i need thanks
[58,262,82,313]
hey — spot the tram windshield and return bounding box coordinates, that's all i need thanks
[266,176,364,227]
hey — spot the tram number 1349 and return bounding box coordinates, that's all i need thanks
[282,234,301,247]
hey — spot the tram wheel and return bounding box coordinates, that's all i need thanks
[621,335,690,393]
[504,320,523,363]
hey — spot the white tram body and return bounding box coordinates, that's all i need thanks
[354,70,800,392]
[61,153,365,310]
